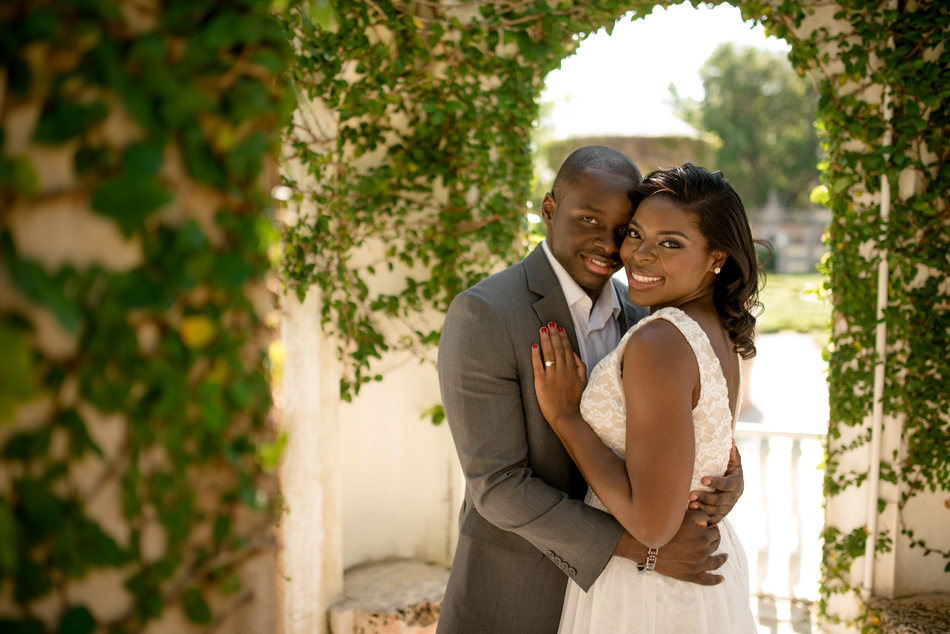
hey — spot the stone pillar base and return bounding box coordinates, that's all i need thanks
[329,560,450,634]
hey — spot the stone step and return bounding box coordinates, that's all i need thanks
[329,560,450,634]
[873,593,950,633]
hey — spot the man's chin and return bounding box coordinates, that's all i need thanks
[578,275,612,295]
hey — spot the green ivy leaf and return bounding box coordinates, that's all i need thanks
[420,404,445,426]
[255,430,287,473]
[226,131,270,180]
[4,239,83,334]
[123,143,164,177]
[182,587,212,624]
[15,558,51,603]
[309,1,339,33]
[181,124,226,188]
[2,427,51,461]
[0,499,17,574]
[60,410,104,459]
[58,606,96,634]
[0,323,40,424]
[32,100,108,144]
[0,155,39,197]
[91,174,172,236]
[0,617,44,634]
[21,7,60,41]
[213,514,231,545]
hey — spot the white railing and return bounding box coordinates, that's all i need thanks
[732,421,826,630]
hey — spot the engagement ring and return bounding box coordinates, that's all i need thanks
[545,360,555,367]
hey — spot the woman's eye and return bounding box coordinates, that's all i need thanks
[661,240,682,249]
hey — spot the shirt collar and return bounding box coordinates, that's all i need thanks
[541,239,621,319]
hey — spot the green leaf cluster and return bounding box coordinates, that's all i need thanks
[1,0,294,629]
[281,0,645,399]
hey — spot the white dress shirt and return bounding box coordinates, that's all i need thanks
[541,240,622,377]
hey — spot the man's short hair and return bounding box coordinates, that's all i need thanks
[551,145,643,201]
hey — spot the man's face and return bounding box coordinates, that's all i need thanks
[541,168,637,299]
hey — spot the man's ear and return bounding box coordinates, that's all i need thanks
[541,192,556,226]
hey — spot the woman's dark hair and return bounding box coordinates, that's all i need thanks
[629,163,770,359]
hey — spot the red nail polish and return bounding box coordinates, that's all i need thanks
[548,322,556,328]
[558,327,564,333]
[540,327,547,334]
[532,344,538,350]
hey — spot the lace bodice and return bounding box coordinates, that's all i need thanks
[579,306,739,494]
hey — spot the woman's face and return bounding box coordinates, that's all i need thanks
[620,195,725,309]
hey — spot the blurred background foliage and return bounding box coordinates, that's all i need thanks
[0,0,294,630]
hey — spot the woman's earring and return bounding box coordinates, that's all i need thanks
[714,266,721,275]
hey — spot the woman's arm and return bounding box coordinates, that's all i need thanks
[532,320,699,549]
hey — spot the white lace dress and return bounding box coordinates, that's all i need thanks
[558,307,756,634]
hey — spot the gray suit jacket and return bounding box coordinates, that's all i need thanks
[437,244,648,634]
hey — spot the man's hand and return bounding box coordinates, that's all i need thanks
[613,509,726,586]
[688,441,744,525]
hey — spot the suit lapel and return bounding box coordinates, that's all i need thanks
[524,245,580,355]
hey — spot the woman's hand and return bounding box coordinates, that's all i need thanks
[531,322,587,430]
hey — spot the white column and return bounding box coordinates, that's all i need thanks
[279,289,343,634]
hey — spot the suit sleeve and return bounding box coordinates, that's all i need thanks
[439,289,623,590]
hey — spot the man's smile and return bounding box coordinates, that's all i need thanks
[583,255,618,274]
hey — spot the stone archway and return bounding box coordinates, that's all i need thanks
[278,3,950,633]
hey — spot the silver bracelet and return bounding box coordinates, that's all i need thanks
[637,547,658,573]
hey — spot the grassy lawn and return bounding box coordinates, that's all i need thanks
[757,273,831,335]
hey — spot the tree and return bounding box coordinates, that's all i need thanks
[671,43,821,211]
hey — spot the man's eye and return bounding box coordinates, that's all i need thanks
[581,217,597,224]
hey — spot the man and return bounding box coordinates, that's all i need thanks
[437,146,743,633]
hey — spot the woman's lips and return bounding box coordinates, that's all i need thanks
[628,270,662,289]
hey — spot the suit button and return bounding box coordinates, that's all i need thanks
[568,567,577,576]
[553,556,562,565]
[560,562,569,571]
[547,551,556,559]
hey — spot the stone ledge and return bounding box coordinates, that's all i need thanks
[329,560,450,634]
[872,593,950,634]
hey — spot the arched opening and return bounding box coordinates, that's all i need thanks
[276,2,950,633]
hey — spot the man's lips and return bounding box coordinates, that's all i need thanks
[583,255,619,274]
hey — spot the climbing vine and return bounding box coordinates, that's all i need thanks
[281,0,646,399]
[0,0,293,631]
[762,1,950,629]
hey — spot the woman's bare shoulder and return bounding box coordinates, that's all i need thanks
[623,317,694,375]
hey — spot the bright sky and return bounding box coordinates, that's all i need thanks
[540,3,792,139]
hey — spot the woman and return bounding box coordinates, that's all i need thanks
[531,164,765,633]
